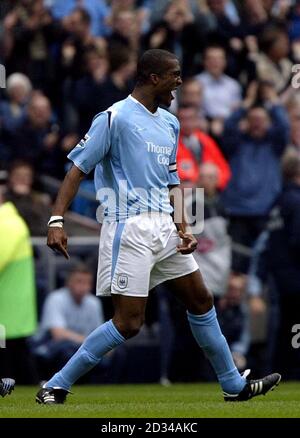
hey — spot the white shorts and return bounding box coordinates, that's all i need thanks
[96,213,198,297]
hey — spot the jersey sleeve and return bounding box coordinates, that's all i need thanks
[168,118,180,186]
[67,112,111,174]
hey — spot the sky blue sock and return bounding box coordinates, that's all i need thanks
[46,319,125,390]
[187,307,246,394]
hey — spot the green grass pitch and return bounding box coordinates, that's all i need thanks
[1,382,300,418]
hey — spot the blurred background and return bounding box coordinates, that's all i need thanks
[1,0,300,386]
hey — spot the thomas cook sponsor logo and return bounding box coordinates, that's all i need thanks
[117,274,128,289]
[146,141,172,165]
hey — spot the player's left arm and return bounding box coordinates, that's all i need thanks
[169,184,197,255]
[168,117,197,254]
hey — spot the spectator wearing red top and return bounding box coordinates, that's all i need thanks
[176,105,231,190]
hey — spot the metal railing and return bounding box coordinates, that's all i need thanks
[32,236,99,293]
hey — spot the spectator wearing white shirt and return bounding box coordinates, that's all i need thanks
[31,264,104,374]
[195,45,242,137]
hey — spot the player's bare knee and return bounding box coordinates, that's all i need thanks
[188,289,214,315]
[118,321,142,339]
[113,315,144,339]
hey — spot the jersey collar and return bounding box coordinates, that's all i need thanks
[128,95,159,117]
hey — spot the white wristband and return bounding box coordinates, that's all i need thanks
[49,222,63,228]
[48,215,64,226]
[48,215,63,222]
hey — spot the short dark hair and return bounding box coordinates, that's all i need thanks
[109,44,133,73]
[73,7,91,25]
[203,44,227,56]
[282,152,300,182]
[177,103,198,112]
[258,24,287,54]
[136,49,177,85]
[181,77,201,88]
[67,263,93,279]
[247,104,268,114]
[8,159,34,175]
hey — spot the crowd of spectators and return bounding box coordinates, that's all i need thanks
[1,0,300,383]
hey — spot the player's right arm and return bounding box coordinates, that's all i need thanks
[47,112,111,259]
[47,165,85,259]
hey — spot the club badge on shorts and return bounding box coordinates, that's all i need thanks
[117,274,128,289]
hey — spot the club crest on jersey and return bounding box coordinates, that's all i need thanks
[134,124,146,132]
[117,274,128,289]
[168,126,176,144]
[77,134,90,148]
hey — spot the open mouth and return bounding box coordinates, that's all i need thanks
[170,88,178,100]
[162,88,178,106]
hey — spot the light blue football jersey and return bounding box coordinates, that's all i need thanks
[67,95,180,222]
